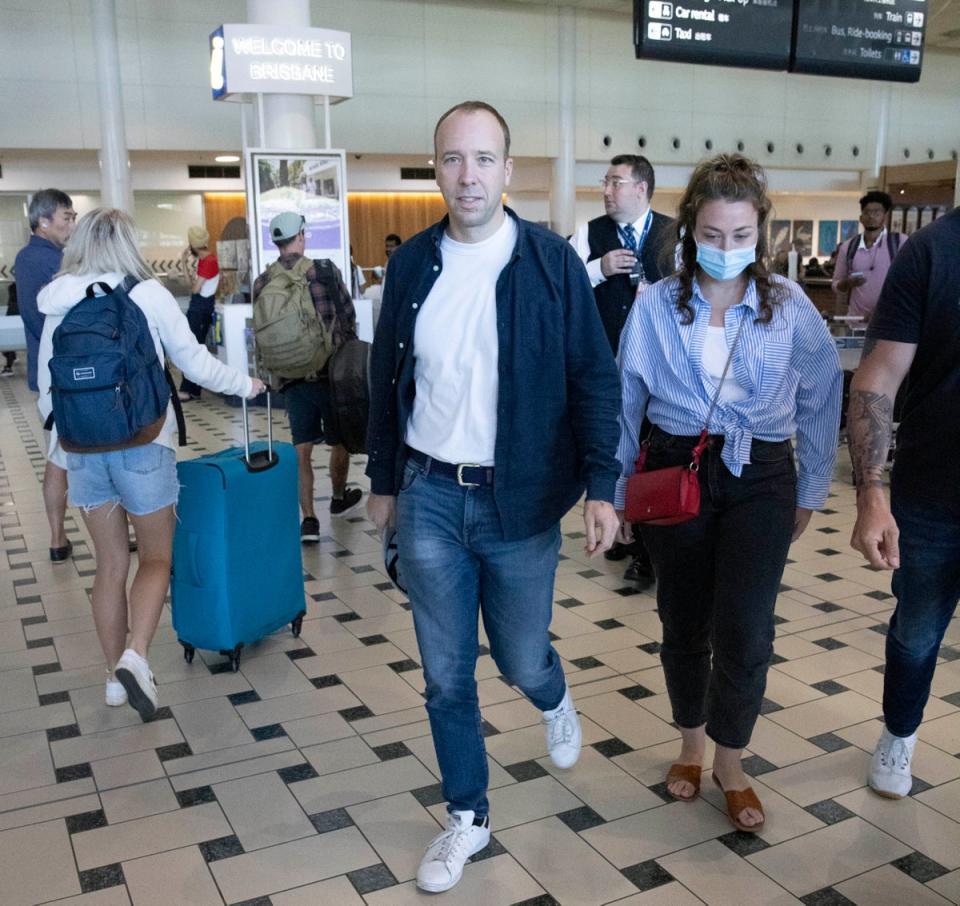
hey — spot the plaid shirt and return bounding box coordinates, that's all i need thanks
[252,253,357,349]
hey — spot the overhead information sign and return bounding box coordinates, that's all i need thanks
[633,0,927,82]
[792,0,926,83]
[633,0,794,72]
[210,24,353,102]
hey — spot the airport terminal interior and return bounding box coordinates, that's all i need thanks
[2,1,960,904]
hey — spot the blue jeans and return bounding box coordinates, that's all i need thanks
[396,456,566,817]
[884,499,960,737]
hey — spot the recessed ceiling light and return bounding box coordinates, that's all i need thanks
[215,154,240,163]
[427,159,434,165]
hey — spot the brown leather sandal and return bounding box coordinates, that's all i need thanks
[713,774,765,833]
[665,763,702,802]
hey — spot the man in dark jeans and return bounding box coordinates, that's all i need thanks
[849,207,960,799]
[365,101,620,893]
[252,213,362,541]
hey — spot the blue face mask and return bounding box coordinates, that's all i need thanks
[696,241,756,281]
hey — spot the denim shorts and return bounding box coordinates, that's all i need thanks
[66,443,179,515]
[282,378,339,447]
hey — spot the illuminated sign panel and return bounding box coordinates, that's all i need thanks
[793,0,927,83]
[210,24,353,101]
[633,0,927,82]
[634,1,794,71]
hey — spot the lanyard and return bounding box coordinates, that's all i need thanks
[618,209,654,256]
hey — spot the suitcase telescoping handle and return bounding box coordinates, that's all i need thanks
[241,390,277,473]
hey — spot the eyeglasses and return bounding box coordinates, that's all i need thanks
[600,177,640,189]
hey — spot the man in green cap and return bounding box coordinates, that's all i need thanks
[253,212,362,541]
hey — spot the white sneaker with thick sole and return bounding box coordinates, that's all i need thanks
[543,687,582,769]
[869,727,917,799]
[114,648,157,721]
[105,677,127,707]
[416,810,490,893]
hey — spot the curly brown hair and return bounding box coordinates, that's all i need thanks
[672,153,783,325]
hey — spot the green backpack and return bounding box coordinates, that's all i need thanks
[253,257,334,379]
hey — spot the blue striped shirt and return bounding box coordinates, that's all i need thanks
[615,274,842,511]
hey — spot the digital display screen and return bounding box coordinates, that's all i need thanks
[792,0,927,83]
[633,1,795,72]
[633,0,928,83]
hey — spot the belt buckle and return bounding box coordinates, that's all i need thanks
[456,463,481,487]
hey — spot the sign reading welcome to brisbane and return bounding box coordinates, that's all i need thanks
[210,24,353,101]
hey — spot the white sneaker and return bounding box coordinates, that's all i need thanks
[543,687,581,769]
[105,677,127,707]
[869,726,917,799]
[114,648,157,721]
[416,810,491,893]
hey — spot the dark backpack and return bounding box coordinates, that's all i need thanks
[845,231,903,269]
[328,338,370,454]
[47,277,176,453]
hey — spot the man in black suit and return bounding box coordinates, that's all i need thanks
[571,154,673,588]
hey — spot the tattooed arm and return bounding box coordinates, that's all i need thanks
[847,337,917,569]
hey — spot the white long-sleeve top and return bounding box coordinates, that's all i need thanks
[38,272,253,467]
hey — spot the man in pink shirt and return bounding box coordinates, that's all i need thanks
[832,191,906,322]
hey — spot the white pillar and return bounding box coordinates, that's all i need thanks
[871,84,892,188]
[90,0,132,212]
[550,5,576,237]
[247,0,318,148]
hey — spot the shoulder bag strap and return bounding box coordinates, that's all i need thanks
[693,307,749,460]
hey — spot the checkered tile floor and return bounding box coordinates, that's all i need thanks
[2,374,959,906]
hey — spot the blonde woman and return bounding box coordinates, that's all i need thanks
[37,208,264,719]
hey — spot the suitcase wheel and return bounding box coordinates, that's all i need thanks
[218,644,244,672]
[180,642,195,664]
[291,611,306,637]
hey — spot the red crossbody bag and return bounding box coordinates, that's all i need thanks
[624,313,746,526]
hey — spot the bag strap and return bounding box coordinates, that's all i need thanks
[164,367,187,447]
[633,308,748,474]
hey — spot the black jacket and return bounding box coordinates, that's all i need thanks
[586,211,673,354]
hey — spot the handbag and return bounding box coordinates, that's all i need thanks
[624,312,746,526]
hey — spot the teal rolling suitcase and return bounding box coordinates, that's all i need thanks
[171,395,306,671]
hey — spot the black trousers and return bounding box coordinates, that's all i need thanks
[639,427,796,749]
[179,296,215,398]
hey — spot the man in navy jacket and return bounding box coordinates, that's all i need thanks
[365,101,620,893]
[14,189,76,562]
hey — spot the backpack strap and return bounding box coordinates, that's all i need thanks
[845,235,859,269]
[164,366,187,447]
[887,231,902,258]
[120,275,187,447]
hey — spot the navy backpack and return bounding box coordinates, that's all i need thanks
[47,277,183,453]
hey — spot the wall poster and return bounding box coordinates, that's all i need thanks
[246,149,350,284]
[840,220,860,243]
[769,220,791,254]
[791,220,813,257]
[817,220,839,258]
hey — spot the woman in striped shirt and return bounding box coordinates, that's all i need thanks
[615,155,841,833]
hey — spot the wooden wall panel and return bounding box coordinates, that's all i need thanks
[202,192,247,247]
[348,192,447,271]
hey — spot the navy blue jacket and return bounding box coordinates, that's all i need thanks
[14,235,62,391]
[365,208,621,541]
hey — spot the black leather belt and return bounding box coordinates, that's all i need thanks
[405,447,494,487]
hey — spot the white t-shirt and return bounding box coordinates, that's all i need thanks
[702,326,749,403]
[404,216,518,466]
